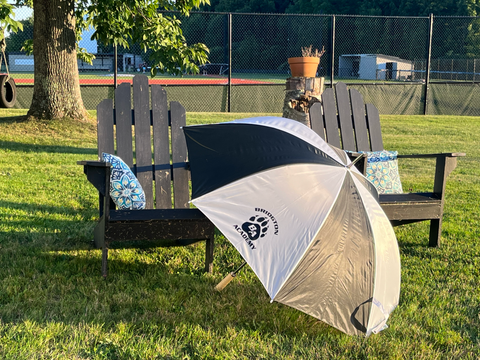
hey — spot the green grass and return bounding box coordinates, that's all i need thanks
[0,111,479,359]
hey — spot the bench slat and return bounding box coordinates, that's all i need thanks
[335,82,356,150]
[133,75,154,209]
[321,88,341,148]
[350,89,370,151]
[309,102,325,140]
[365,103,384,151]
[151,85,172,209]
[97,99,115,156]
[171,101,190,209]
[115,83,134,167]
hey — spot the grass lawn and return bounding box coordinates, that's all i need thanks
[0,109,478,359]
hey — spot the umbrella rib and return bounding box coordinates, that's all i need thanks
[184,133,217,152]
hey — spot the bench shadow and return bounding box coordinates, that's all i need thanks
[0,245,335,341]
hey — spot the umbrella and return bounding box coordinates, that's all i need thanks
[183,116,400,336]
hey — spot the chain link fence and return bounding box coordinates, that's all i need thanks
[6,8,480,115]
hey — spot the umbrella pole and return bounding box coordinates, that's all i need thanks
[347,154,365,168]
[214,262,247,291]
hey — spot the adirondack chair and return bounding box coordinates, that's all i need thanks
[78,75,215,277]
[309,82,465,247]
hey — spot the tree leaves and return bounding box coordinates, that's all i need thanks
[80,0,210,75]
[8,0,209,74]
[0,0,23,42]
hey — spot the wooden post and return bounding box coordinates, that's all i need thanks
[282,76,325,128]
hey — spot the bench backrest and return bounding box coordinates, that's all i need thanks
[96,75,190,210]
[309,82,384,152]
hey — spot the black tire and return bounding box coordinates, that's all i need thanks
[0,75,16,108]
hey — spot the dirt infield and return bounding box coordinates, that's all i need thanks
[13,77,273,85]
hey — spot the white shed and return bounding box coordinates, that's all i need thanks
[338,54,413,80]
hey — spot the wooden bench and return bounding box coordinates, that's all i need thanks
[309,82,465,247]
[78,74,215,277]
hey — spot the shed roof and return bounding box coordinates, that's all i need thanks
[340,54,412,63]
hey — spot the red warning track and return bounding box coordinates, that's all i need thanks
[14,77,272,85]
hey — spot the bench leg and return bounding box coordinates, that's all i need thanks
[204,231,215,274]
[102,245,108,278]
[429,219,442,247]
[93,216,109,276]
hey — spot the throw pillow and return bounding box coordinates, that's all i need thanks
[102,153,146,210]
[361,150,403,194]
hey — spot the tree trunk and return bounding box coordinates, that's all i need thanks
[27,0,87,120]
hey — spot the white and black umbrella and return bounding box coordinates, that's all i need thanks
[183,117,400,336]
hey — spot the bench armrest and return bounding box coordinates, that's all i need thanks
[397,152,465,195]
[78,160,113,218]
[77,160,111,196]
[77,160,110,167]
[397,152,466,159]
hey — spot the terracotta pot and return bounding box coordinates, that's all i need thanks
[288,57,320,77]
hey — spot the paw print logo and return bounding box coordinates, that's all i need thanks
[241,216,269,241]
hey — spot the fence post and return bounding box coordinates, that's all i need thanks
[228,13,232,112]
[330,15,336,88]
[423,13,433,115]
[114,45,118,89]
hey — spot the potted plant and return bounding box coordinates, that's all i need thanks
[288,45,325,78]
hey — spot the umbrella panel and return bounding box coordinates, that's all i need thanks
[274,172,375,336]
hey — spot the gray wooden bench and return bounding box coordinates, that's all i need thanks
[78,74,215,277]
[309,82,465,247]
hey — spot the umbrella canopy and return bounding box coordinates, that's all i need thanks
[183,116,401,336]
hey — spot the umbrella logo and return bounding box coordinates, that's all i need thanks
[233,208,279,250]
[242,215,269,241]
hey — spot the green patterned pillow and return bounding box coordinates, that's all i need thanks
[361,150,403,194]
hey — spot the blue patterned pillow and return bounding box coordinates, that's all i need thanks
[361,150,403,194]
[102,153,146,210]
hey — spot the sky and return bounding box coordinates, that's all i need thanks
[9,2,33,21]
[7,3,98,53]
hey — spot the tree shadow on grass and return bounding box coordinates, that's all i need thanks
[0,200,96,216]
[0,139,97,155]
[0,200,97,247]
[0,115,29,124]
